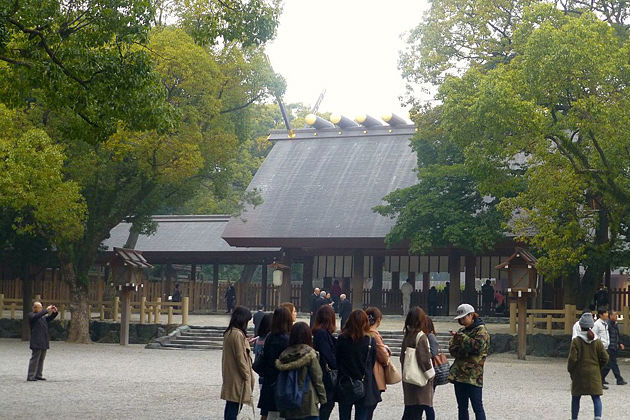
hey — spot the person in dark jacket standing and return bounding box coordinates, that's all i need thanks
[27,301,58,381]
[225,282,236,313]
[338,293,352,330]
[313,304,338,420]
[336,309,381,420]
[254,306,292,420]
[601,310,627,386]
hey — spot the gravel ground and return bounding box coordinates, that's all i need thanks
[2,338,629,419]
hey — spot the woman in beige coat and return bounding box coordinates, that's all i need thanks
[221,306,255,420]
[366,307,392,392]
[400,306,435,420]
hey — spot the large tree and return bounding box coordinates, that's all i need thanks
[0,1,283,341]
[393,0,630,306]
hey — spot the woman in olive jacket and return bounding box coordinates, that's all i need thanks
[221,306,255,420]
[568,312,609,420]
[400,306,435,420]
[275,322,327,420]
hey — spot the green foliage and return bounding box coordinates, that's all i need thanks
[398,0,630,304]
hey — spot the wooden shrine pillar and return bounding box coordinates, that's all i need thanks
[280,255,292,304]
[261,263,268,309]
[448,251,461,316]
[370,256,384,306]
[408,272,416,289]
[391,272,400,290]
[212,263,219,312]
[422,272,430,307]
[465,256,476,305]
[351,252,364,310]
[302,257,314,312]
[190,264,197,312]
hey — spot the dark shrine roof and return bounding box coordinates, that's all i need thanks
[101,215,280,264]
[222,124,418,249]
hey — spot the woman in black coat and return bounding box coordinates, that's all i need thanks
[254,306,292,420]
[336,309,381,420]
[313,304,338,420]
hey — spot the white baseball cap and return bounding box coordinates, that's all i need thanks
[454,303,475,320]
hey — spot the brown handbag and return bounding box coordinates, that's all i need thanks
[383,359,402,384]
[432,352,448,366]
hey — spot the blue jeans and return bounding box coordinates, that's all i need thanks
[571,395,602,419]
[338,403,376,420]
[224,401,239,420]
[454,382,486,420]
[402,404,435,420]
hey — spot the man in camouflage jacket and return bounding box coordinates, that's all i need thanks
[448,304,490,420]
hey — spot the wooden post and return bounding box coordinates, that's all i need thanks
[301,256,314,312]
[528,314,534,334]
[465,255,476,304]
[391,271,400,290]
[546,314,553,334]
[190,264,196,312]
[623,305,630,336]
[212,263,219,313]
[120,290,131,345]
[113,297,119,322]
[168,305,173,325]
[182,296,189,325]
[517,296,527,360]
[261,263,268,310]
[448,251,461,316]
[564,304,574,334]
[140,296,146,324]
[351,252,364,310]
[10,302,15,319]
[510,301,517,334]
[155,297,161,324]
[370,256,384,307]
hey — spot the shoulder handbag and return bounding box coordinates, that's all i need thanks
[325,363,338,388]
[432,352,450,386]
[402,332,435,386]
[335,337,373,404]
[383,359,402,384]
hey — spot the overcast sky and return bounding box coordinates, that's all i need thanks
[266,1,430,121]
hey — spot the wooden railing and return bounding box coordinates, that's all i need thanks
[0,294,188,325]
[509,302,630,336]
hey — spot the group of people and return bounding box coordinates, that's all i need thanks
[309,286,352,329]
[569,307,626,420]
[221,301,491,420]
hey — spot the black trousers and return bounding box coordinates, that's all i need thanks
[27,349,46,380]
[602,349,624,382]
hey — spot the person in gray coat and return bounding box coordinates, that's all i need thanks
[27,301,58,381]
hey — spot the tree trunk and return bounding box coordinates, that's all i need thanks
[62,262,92,343]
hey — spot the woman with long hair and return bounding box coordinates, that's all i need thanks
[401,306,435,420]
[312,304,338,420]
[280,301,298,323]
[275,322,327,420]
[336,309,381,420]
[449,304,490,420]
[255,306,293,420]
[221,306,255,420]
[568,312,609,420]
[253,313,273,391]
[365,307,392,394]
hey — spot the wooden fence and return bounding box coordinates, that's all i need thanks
[0,293,189,325]
[509,302,630,336]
